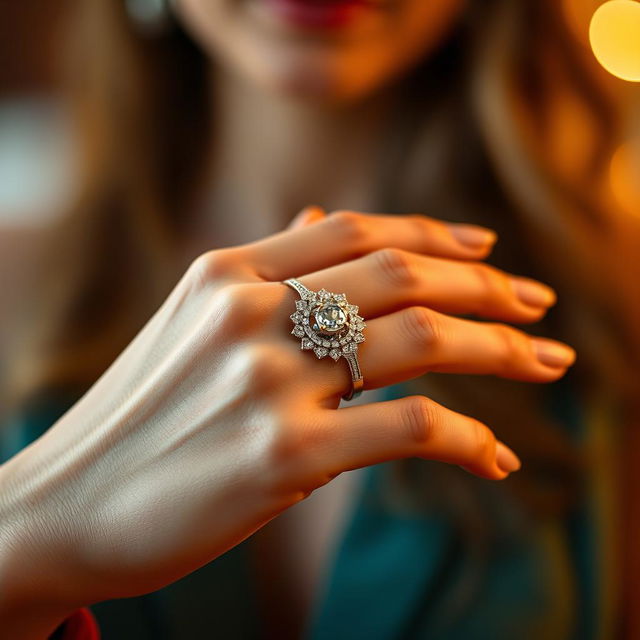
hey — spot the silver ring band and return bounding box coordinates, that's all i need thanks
[283,278,365,402]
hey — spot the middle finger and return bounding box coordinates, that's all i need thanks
[299,248,556,324]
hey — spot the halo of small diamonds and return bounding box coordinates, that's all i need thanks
[289,287,366,360]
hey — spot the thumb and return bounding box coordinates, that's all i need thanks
[287,205,326,230]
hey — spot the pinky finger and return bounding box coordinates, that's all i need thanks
[321,395,521,481]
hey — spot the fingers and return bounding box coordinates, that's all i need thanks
[298,248,556,323]
[245,210,497,281]
[309,306,575,398]
[315,395,520,481]
[358,307,575,386]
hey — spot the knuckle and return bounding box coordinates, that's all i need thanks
[326,210,370,247]
[401,306,442,351]
[267,415,330,494]
[407,213,434,237]
[272,413,319,461]
[471,264,507,305]
[372,247,418,288]
[469,419,496,460]
[212,283,263,333]
[493,324,528,367]
[188,249,237,285]
[217,282,252,313]
[408,214,448,243]
[234,343,293,394]
[404,396,439,445]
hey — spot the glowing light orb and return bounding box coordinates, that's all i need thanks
[589,0,640,82]
[610,141,640,216]
[563,0,604,46]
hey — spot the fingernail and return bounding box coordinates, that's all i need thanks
[532,338,576,368]
[510,277,557,308]
[496,442,521,473]
[449,224,497,250]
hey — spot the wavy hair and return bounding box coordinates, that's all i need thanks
[4,0,640,629]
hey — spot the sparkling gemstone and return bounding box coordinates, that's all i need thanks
[314,347,328,359]
[314,304,347,333]
[295,300,307,311]
[354,333,365,343]
[329,348,341,361]
[301,338,314,350]
[290,312,303,323]
[292,325,305,337]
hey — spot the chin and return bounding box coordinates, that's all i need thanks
[252,57,387,106]
[175,0,464,105]
[224,33,406,106]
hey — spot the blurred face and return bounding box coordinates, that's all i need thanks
[174,0,465,104]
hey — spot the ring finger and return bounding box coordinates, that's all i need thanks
[309,306,576,399]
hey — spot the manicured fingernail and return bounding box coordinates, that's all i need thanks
[496,442,521,473]
[532,338,576,368]
[449,224,497,250]
[510,277,557,308]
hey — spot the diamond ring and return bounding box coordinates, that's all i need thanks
[283,278,366,401]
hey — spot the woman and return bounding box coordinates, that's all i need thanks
[1,0,638,638]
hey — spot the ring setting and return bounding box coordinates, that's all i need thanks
[284,278,366,400]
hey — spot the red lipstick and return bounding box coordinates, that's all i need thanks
[260,0,377,29]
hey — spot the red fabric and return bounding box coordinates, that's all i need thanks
[57,608,100,640]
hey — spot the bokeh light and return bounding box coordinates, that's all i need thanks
[610,140,640,215]
[589,0,640,82]
[563,0,604,46]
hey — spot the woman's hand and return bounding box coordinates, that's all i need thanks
[0,208,573,637]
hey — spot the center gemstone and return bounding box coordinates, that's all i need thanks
[315,304,347,333]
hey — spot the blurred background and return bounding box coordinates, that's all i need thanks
[1,1,640,638]
[0,1,77,385]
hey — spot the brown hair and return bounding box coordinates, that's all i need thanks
[4,0,640,629]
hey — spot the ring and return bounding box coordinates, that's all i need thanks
[283,278,366,401]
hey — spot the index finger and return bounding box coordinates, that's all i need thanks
[243,210,497,281]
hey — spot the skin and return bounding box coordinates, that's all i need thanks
[178,0,466,103]
[0,210,573,637]
[0,1,577,637]
[187,0,465,232]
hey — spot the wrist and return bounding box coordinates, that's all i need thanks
[0,461,79,639]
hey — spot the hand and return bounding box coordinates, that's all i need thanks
[0,208,574,637]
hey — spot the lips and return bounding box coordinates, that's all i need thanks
[259,0,381,29]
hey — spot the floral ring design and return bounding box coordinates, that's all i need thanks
[283,278,366,401]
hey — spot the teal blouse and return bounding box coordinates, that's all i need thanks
[1,381,614,639]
